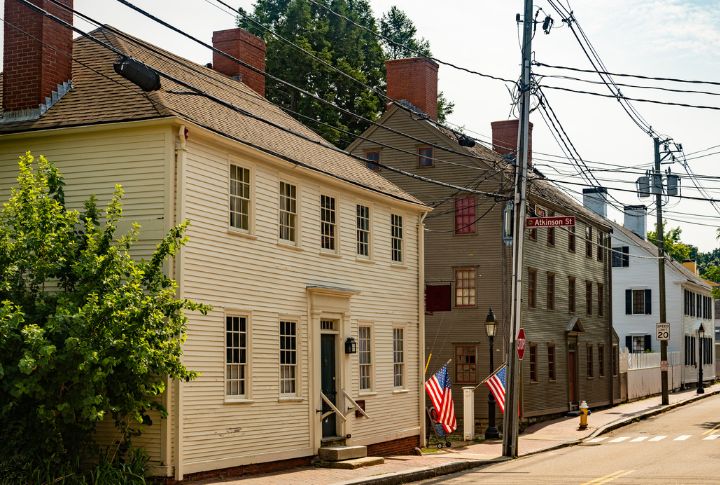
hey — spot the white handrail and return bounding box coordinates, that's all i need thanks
[320,392,347,422]
[342,389,370,419]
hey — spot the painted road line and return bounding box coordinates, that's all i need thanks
[703,424,720,436]
[630,436,648,442]
[703,434,720,441]
[581,469,634,485]
[674,435,691,441]
[609,436,629,443]
[649,435,666,442]
[588,437,608,443]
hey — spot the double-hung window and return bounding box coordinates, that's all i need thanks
[391,214,403,263]
[418,147,433,167]
[547,272,555,310]
[320,195,336,251]
[626,289,651,315]
[455,345,477,384]
[280,320,297,396]
[612,246,630,267]
[365,150,380,170]
[585,281,593,315]
[597,283,604,317]
[455,196,476,234]
[279,182,297,243]
[568,276,576,313]
[568,225,576,253]
[393,328,404,388]
[586,344,594,378]
[585,226,593,258]
[548,344,556,381]
[226,315,248,397]
[230,164,250,231]
[529,343,538,382]
[598,344,605,377]
[528,268,537,308]
[455,267,477,308]
[359,326,373,391]
[357,204,370,257]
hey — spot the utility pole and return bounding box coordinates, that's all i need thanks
[503,0,533,458]
[654,137,669,406]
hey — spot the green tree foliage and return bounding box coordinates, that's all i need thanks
[698,234,720,298]
[238,1,454,143]
[0,153,208,480]
[379,5,430,59]
[648,224,694,264]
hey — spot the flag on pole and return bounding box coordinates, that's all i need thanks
[424,364,457,433]
[484,364,507,413]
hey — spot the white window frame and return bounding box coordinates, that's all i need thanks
[225,311,252,402]
[320,194,339,254]
[279,319,299,398]
[228,160,255,236]
[356,203,372,259]
[278,180,300,246]
[391,213,404,264]
[393,327,405,390]
[358,323,375,393]
[454,267,477,308]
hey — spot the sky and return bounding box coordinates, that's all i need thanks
[2,0,719,251]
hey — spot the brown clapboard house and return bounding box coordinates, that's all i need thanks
[348,58,621,431]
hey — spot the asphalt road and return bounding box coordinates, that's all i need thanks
[420,392,720,484]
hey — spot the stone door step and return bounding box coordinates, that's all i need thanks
[317,456,384,469]
[318,445,367,461]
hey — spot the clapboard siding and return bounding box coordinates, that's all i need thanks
[350,107,616,425]
[179,137,422,473]
[0,125,173,466]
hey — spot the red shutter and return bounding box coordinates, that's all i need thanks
[425,284,451,312]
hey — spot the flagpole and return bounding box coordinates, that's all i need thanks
[475,363,507,390]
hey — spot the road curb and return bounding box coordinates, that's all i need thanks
[338,457,509,485]
[587,387,720,440]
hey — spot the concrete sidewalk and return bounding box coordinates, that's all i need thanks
[192,383,720,485]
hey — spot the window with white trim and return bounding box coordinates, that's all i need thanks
[280,320,297,396]
[226,315,248,397]
[359,326,372,391]
[320,195,336,251]
[279,182,297,243]
[393,328,404,388]
[357,204,370,257]
[391,214,403,262]
[229,164,250,230]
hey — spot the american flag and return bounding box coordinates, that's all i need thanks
[484,365,507,413]
[425,365,457,433]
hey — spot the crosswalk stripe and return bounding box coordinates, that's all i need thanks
[674,435,691,441]
[649,435,666,442]
[703,434,720,441]
[630,436,648,442]
[588,437,607,443]
[609,436,629,443]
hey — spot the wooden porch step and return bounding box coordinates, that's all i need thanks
[318,445,367,461]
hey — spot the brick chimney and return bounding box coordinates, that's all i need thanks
[212,28,266,97]
[385,58,439,120]
[3,0,74,120]
[491,119,533,166]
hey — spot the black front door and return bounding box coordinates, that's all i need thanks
[321,334,337,438]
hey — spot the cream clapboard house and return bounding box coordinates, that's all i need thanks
[0,1,428,480]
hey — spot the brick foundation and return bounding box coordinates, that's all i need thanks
[158,456,313,484]
[367,434,420,457]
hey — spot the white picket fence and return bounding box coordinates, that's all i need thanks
[621,350,682,401]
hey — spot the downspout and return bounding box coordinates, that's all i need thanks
[607,228,614,406]
[418,212,427,447]
[174,125,188,481]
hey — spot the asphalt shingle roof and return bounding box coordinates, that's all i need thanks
[0,26,423,206]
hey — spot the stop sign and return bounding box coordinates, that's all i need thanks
[516,328,526,360]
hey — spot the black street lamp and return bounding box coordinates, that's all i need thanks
[485,308,500,440]
[697,323,705,395]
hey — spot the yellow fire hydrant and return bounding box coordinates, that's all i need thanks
[578,400,589,430]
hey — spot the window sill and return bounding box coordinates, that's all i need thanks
[319,251,342,259]
[355,256,375,264]
[278,397,304,403]
[224,398,254,404]
[392,389,409,394]
[358,391,377,397]
[227,228,257,240]
[277,241,302,251]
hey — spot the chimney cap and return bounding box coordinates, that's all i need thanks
[583,187,607,194]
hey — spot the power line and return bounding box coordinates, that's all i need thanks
[23,0,511,203]
[534,61,720,88]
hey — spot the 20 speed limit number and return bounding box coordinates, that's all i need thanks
[656,323,670,341]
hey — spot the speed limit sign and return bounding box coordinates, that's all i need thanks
[656,323,670,341]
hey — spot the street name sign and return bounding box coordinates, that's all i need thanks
[656,323,670,341]
[516,328,526,360]
[525,216,576,228]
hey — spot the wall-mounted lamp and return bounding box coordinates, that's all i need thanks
[345,337,357,354]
